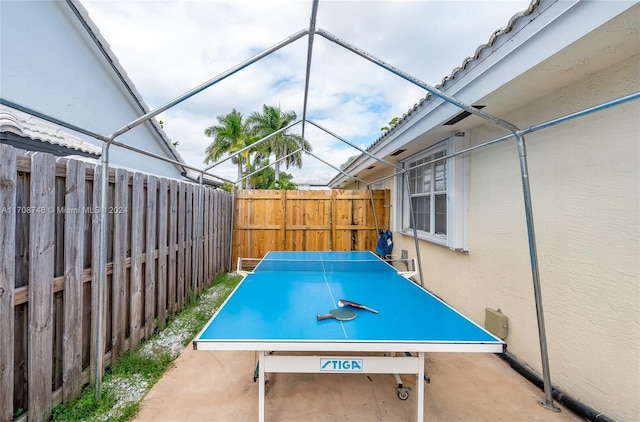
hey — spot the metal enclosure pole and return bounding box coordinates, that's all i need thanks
[94,141,110,401]
[307,119,403,171]
[368,185,380,235]
[315,28,520,133]
[304,150,368,184]
[403,171,425,286]
[515,134,558,411]
[300,0,320,144]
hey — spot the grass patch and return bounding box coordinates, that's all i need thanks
[50,272,242,422]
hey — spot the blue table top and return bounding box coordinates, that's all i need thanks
[194,251,504,352]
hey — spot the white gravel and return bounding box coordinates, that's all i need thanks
[90,277,237,421]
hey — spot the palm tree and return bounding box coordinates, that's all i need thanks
[247,105,312,181]
[204,109,258,189]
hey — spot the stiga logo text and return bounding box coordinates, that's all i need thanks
[320,358,363,372]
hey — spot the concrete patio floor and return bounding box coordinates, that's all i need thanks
[134,345,585,421]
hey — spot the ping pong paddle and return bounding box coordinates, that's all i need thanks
[316,309,357,321]
[338,299,379,314]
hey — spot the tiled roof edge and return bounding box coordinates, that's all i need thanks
[368,0,540,151]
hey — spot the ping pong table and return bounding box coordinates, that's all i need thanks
[194,251,504,421]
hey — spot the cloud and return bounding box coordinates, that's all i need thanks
[81,0,531,185]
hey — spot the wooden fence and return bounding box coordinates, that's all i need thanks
[0,145,232,421]
[232,189,390,264]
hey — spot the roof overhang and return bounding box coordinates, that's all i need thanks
[0,104,102,157]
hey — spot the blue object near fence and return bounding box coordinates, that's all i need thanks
[375,230,393,256]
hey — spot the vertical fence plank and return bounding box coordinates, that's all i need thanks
[144,176,157,339]
[193,186,201,292]
[167,180,178,317]
[210,189,215,283]
[13,154,30,414]
[177,182,186,308]
[213,189,219,277]
[184,184,193,300]
[0,145,16,421]
[28,152,56,421]
[129,173,144,350]
[223,191,230,272]
[214,190,220,278]
[156,178,168,329]
[197,187,204,289]
[201,188,209,287]
[62,159,85,403]
[213,190,220,276]
[111,168,128,359]
[52,163,66,393]
[198,187,205,291]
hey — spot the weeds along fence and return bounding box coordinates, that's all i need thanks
[0,145,232,421]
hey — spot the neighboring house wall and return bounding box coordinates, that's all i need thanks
[0,0,185,178]
[334,3,639,421]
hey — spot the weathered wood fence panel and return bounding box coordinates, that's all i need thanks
[232,189,389,263]
[0,145,231,421]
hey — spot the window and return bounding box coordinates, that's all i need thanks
[397,134,468,250]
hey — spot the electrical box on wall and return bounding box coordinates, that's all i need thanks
[485,308,508,340]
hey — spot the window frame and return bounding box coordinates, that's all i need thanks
[397,133,468,251]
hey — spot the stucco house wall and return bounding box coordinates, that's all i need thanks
[393,54,638,421]
[332,2,639,420]
[0,0,186,178]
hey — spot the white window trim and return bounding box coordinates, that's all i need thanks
[397,133,469,251]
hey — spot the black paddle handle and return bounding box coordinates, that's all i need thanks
[316,313,335,321]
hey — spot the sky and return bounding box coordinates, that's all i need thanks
[80,0,532,185]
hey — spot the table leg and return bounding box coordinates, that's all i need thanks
[416,352,425,422]
[258,351,265,422]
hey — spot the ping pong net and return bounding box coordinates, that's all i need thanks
[236,255,397,275]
